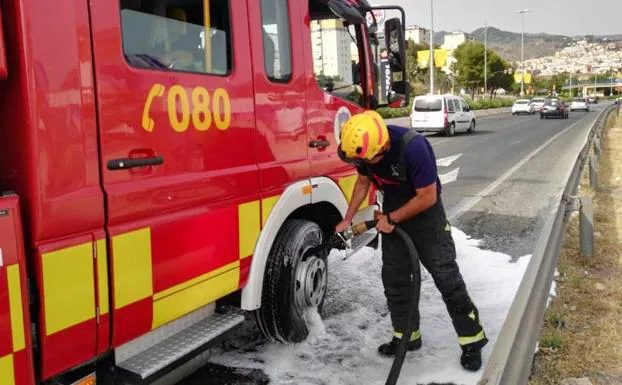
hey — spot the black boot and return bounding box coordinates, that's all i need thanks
[460,345,482,371]
[378,336,422,357]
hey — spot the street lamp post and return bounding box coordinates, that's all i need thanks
[429,0,435,94]
[484,20,488,98]
[516,9,531,96]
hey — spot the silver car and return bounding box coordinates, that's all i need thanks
[570,98,590,112]
[530,98,548,112]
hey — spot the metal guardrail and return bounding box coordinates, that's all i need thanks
[477,104,618,385]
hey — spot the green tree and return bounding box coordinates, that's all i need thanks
[486,53,513,98]
[454,41,512,98]
[453,41,486,98]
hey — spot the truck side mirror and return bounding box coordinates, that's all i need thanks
[384,17,409,108]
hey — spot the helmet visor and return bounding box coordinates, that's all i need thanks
[337,146,365,167]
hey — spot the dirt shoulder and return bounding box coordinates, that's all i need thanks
[529,111,622,385]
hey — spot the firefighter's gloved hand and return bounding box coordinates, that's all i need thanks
[376,214,395,234]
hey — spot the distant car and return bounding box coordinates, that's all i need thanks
[587,95,599,104]
[530,98,548,112]
[512,99,535,115]
[540,100,569,119]
[570,98,590,112]
[410,94,476,136]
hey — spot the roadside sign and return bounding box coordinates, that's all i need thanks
[366,9,385,28]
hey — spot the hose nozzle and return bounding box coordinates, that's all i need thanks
[339,219,378,242]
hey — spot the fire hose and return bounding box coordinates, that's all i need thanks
[317,219,420,385]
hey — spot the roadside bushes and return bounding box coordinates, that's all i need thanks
[377,97,515,119]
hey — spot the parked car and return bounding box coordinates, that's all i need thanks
[512,99,535,115]
[540,100,569,119]
[410,94,476,136]
[570,98,590,112]
[530,97,548,112]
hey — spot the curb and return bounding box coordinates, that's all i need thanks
[475,107,512,117]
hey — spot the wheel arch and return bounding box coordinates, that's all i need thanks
[241,177,347,311]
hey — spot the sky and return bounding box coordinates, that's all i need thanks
[368,0,622,37]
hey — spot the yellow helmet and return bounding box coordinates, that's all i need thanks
[339,110,389,161]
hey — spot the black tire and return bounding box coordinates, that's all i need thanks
[445,123,455,137]
[540,114,544,119]
[467,120,475,133]
[254,219,327,343]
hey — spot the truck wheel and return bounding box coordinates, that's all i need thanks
[254,219,328,343]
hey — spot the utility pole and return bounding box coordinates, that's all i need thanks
[429,0,435,94]
[516,9,530,96]
[484,20,488,98]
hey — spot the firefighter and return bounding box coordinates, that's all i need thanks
[335,111,488,371]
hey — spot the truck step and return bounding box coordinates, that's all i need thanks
[116,310,245,382]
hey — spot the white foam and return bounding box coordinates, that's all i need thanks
[212,227,531,385]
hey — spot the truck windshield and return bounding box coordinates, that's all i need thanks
[309,0,364,107]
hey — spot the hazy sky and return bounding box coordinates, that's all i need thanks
[369,0,622,36]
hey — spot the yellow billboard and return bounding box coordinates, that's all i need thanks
[417,49,448,69]
[514,72,532,84]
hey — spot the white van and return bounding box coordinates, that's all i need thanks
[410,94,476,136]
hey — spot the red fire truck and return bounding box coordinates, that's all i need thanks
[0,0,408,384]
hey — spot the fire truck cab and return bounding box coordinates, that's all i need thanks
[0,0,407,384]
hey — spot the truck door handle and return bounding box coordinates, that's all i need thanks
[309,140,331,148]
[107,156,164,170]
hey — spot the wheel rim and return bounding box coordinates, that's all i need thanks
[294,252,327,311]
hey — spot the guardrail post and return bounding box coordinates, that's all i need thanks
[589,156,598,189]
[580,196,594,258]
[594,138,601,164]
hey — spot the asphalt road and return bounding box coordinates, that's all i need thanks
[388,105,607,258]
[177,103,610,384]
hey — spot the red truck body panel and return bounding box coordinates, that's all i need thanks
[0,0,386,382]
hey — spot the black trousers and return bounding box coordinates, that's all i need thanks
[381,198,487,348]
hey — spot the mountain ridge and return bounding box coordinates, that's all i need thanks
[430,27,622,62]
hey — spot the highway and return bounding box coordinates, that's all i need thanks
[177,103,610,385]
[388,105,606,257]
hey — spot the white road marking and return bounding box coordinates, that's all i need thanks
[439,167,460,185]
[447,116,593,222]
[436,153,463,167]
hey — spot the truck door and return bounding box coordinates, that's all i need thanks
[247,0,310,199]
[303,1,369,188]
[89,0,259,347]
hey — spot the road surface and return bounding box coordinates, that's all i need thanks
[177,104,609,385]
